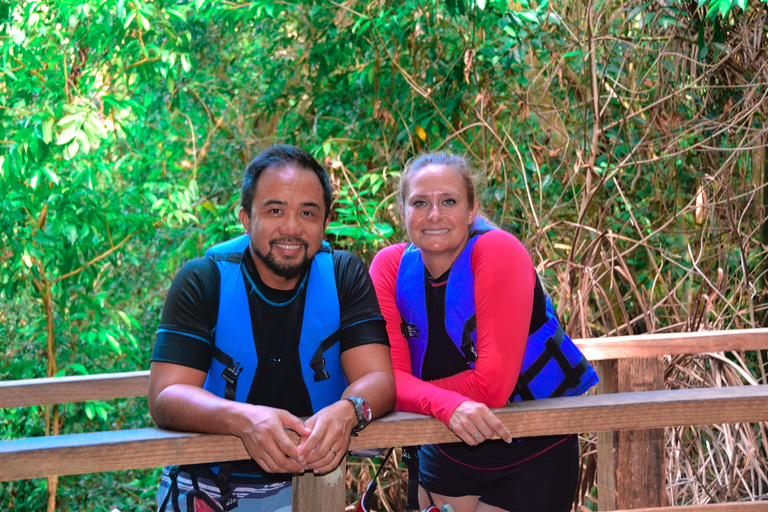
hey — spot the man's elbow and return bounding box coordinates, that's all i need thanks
[373,371,397,419]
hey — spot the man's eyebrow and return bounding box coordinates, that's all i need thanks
[261,199,321,209]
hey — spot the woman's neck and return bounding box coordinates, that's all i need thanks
[421,253,458,279]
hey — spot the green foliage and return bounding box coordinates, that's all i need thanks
[2,0,766,508]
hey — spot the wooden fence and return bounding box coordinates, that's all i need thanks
[1,328,767,512]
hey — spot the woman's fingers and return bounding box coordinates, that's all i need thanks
[448,401,512,445]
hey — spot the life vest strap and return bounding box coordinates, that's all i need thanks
[402,446,421,511]
[216,463,238,511]
[212,347,242,402]
[512,326,590,401]
[209,252,244,264]
[460,314,479,365]
[309,328,341,382]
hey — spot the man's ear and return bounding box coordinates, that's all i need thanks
[238,208,249,232]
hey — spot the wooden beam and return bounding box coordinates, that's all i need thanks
[0,371,150,408]
[2,385,767,482]
[595,357,667,510]
[575,328,768,361]
[291,461,346,512]
[613,503,768,511]
[596,360,618,510]
[1,329,767,409]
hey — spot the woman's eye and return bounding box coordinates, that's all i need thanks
[412,200,427,207]
[443,198,456,205]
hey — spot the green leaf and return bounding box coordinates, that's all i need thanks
[136,11,150,31]
[63,224,78,244]
[58,112,85,128]
[12,28,25,45]
[55,124,80,145]
[41,119,54,144]
[42,166,59,185]
[518,11,539,24]
[67,363,88,375]
[65,138,80,159]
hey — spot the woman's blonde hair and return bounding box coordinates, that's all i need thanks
[398,152,477,207]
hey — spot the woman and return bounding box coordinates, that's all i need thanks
[369,152,598,512]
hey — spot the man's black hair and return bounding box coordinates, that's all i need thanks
[240,144,333,220]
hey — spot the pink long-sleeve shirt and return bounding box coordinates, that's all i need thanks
[368,229,537,425]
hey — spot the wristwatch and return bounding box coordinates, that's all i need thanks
[343,396,372,434]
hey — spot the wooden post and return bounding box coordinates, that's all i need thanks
[596,358,666,510]
[291,458,346,512]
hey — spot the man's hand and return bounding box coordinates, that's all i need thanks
[296,400,357,474]
[290,343,396,475]
[149,361,313,473]
[235,406,312,474]
[447,400,512,446]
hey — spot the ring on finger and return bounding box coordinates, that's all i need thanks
[472,432,481,439]
[329,448,338,457]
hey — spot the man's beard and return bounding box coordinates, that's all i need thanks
[254,238,312,281]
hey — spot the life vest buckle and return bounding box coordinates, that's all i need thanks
[221,494,238,511]
[221,362,243,385]
[311,357,331,382]
[400,321,420,338]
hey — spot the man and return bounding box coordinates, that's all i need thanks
[149,145,396,512]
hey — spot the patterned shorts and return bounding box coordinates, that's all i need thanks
[156,466,292,512]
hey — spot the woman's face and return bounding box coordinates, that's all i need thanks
[401,164,478,271]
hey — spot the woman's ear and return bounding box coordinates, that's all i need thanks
[398,201,405,220]
[467,199,479,224]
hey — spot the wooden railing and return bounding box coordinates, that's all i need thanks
[1,328,767,511]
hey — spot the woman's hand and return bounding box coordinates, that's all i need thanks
[447,401,513,446]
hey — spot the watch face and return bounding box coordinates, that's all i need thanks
[361,399,372,422]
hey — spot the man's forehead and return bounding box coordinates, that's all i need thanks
[252,165,324,202]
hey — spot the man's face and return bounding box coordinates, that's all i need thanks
[239,165,329,290]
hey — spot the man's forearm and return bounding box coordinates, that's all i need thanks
[151,383,252,436]
[342,370,396,421]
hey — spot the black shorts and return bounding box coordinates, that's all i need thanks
[418,434,579,512]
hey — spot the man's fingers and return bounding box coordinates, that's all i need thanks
[309,447,343,474]
[280,410,311,437]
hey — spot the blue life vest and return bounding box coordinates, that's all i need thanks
[203,234,347,413]
[395,218,598,402]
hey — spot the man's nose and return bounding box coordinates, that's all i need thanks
[279,213,303,235]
